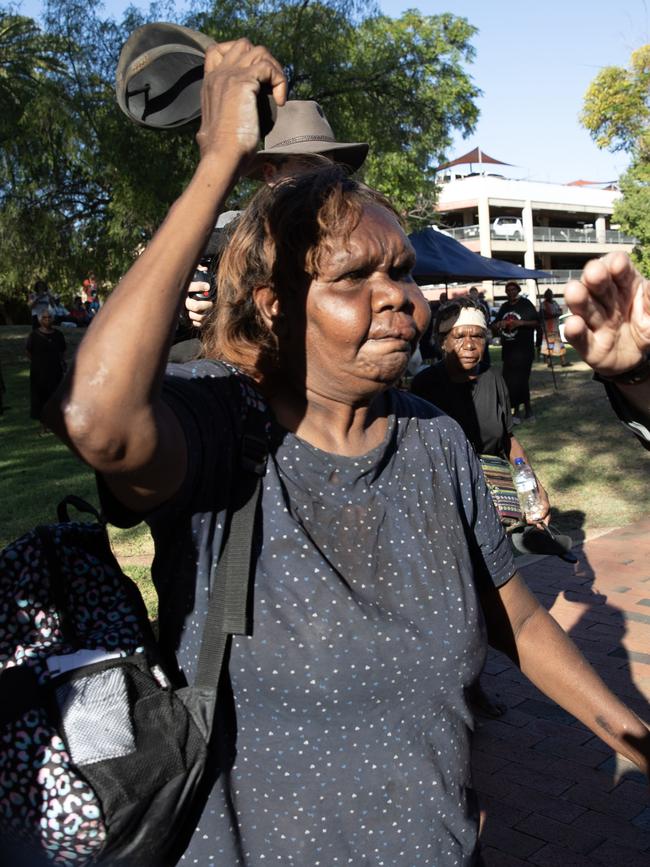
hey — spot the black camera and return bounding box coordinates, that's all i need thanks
[188,261,217,302]
[186,221,235,303]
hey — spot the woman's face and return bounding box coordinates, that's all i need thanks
[442,325,487,374]
[284,204,430,402]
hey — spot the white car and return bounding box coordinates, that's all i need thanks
[492,216,524,241]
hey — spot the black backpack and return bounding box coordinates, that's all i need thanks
[0,408,267,865]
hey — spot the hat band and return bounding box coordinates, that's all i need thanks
[267,134,337,150]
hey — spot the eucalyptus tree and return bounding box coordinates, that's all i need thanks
[0,0,480,300]
[581,44,650,273]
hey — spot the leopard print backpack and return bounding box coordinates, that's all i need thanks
[0,415,266,867]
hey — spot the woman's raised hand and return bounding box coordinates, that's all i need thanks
[563,252,650,377]
[196,39,287,166]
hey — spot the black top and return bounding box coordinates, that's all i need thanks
[25,329,66,383]
[100,361,515,867]
[411,362,514,457]
[597,376,650,451]
[494,297,538,353]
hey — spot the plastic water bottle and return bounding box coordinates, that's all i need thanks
[512,458,545,522]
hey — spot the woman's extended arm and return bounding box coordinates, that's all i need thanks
[482,573,650,776]
[45,40,286,513]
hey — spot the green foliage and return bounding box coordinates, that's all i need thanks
[581,45,650,272]
[0,13,64,137]
[614,155,650,276]
[581,45,650,154]
[0,0,479,300]
[193,3,479,226]
[0,1,199,302]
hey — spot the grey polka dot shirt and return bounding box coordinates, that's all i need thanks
[101,361,515,866]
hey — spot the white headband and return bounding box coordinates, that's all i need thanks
[438,307,487,335]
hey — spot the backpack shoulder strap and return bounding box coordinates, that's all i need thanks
[193,361,269,692]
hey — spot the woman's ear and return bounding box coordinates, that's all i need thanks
[253,286,287,335]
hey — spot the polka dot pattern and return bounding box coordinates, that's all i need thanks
[100,362,514,866]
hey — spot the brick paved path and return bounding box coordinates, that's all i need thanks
[475,519,650,866]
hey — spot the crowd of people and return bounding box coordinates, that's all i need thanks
[36,39,650,867]
[27,277,101,330]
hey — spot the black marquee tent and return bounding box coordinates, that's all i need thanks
[408,228,551,285]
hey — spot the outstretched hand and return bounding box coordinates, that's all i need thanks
[196,39,286,165]
[563,252,650,377]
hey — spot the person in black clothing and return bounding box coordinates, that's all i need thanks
[411,296,549,515]
[26,310,66,434]
[493,281,539,421]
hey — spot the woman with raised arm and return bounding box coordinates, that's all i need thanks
[47,40,649,867]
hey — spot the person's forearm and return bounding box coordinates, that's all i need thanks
[516,604,649,773]
[507,435,550,519]
[507,434,530,465]
[46,152,240,471]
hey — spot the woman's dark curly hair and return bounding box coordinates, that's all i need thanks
[201,165,399,380]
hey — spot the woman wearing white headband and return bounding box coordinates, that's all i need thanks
[412,297,549,520]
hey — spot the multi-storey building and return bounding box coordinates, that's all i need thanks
[434,169,636,301]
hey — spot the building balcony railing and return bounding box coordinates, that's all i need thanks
[540,270,587,284]
[532,227,637,244]
[444,225,480,240]
[442,224,637,245]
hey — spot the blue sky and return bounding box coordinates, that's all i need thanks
[18,0,649,183]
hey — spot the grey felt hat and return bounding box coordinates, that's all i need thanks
[116,23,215,129]
[510,524,577,563]
[244,100,369,180]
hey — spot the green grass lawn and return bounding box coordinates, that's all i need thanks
[0,326,155,607]
[2,327,649,606]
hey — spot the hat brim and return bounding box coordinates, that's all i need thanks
[245,141,369,180]
[511,525,576,561]
[116,23,214,129]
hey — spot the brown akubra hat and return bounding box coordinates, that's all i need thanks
[245,100,369,180]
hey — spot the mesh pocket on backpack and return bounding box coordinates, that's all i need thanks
[56,666,136,765]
